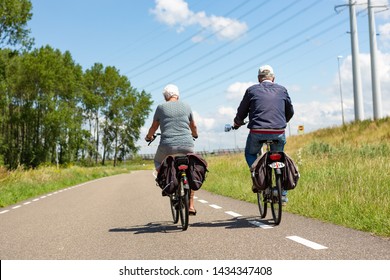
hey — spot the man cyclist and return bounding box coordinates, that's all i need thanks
[233,65,294,204]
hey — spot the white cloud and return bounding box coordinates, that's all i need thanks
[379,23,390,49]
[225,81,254,100]
[150,0,248,41]
[193,111,215,131]
[218,106,236,118]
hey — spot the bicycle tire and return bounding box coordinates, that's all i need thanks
[271,171,283,225]
[257,191,267,218]
[170,195,179,224]
[179,187,189,231]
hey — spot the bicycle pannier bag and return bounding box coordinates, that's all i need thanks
[282,153,300,190]
[186,153,208,190]
[156,155,178,194]
[250,153,271,192]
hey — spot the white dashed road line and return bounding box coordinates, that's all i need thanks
[0,178,105,216]
[286,236,328,250]
[225,211,242,218]
[249,220,273,229]
[192,194,328,251]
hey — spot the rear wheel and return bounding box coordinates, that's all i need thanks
[271,171,283,225]
[178,183,189,231]
[257,191,267,218]
[170,194,179,224]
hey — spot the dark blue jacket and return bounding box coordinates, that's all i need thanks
[234,82,294,129]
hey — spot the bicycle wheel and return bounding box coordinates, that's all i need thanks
[170,194,179,224]
[178,184,189,231]
[270,171,283,225]
[257,191,267,218]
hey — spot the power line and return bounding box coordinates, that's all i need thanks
[124,0,255,77]
[182,15,349,100]
[141,0,311,91]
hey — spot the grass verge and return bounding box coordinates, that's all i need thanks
[0,162,154,208]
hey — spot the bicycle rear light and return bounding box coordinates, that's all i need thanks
[269,153,282,161]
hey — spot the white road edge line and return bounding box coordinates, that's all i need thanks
[286,235,328,250]
[209,204,222,209]
[225,211,242,217]
[0,210,10,214]
[198,199,208,204]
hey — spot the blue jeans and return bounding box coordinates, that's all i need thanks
[244,132,286,167]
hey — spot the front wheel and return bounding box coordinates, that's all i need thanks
[270,171,283,225]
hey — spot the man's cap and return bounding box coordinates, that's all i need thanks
[258,65,274,76]
[162,84,180,99]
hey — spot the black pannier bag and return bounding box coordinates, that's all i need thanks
[186,153,208,190]
[251,152,300,192]
[250,152,271,192]
[156,155,178,194]
[282,153,300,190]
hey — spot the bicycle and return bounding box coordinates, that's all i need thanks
[224,125,285,225]
[147,133,191,231]
[256,139,285,225]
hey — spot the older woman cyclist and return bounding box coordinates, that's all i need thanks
[145,84,198,215]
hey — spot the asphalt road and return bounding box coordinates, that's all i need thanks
[0,170,389,260]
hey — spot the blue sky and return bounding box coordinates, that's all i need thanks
[29,0,390,154]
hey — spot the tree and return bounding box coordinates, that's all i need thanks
[0,0,33,50]
[83,63,105,164]
[0,46,84,169]
[96,66,152,166]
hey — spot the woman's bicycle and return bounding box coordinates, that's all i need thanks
[147,133,191,231]
[225,125,285,225]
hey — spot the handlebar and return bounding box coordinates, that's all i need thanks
[146,133,161,146]
[146,133,197,146]
[224,124,240,132]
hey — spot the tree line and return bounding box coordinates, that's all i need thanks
[0,1,153,170]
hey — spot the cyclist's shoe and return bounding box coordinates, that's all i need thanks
[282,190,288,206]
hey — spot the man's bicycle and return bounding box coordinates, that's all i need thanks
[225,125,285,225]
[256,139,285,225]
[147,133,191,231]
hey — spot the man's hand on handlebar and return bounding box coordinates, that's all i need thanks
[232,122,241,130]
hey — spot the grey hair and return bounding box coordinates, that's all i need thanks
[162,84,180,100]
